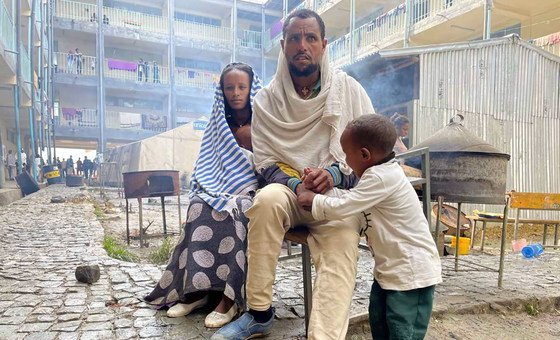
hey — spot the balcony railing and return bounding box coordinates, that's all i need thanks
[0,1,15,54]
[175,19,231,46]
[55,0,97,22]
[239,30,262,49]
[532,32,560,58]
[103,6,168,34]
[104,59,169,84]
[328,0,471,67]
[55,52,97,76]
[317,0,343,14]
[175,67,218,90]
[59,108,99,128]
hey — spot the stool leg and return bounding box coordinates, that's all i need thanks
[138,198,144,248]
[554,224,559,246]
[161,196,167,236]
[455,202,462,271]
[513,209,520,241]
[498,200,509,288]
[302,244,312,336]
[481,221,487,252]
[470,221,477,249]
[543,224,548,245]
[125,199,130,245]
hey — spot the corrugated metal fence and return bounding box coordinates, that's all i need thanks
[412,38,560,218]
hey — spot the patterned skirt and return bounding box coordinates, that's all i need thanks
[144,195,252,309]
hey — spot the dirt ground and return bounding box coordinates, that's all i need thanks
[426,311,560,340]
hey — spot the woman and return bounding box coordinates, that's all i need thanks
[390,112,410,154]
[145,63,261,329]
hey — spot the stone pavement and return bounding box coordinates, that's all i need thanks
[1,185,559,339]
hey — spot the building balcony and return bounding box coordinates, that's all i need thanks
[54,108,164,142]
[174,19,231,50]
[532,32,560,58]
[328,0,482,68]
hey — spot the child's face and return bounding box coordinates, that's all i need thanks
[341,128,369,178]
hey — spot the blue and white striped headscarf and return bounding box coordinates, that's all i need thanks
[189,68,262,213]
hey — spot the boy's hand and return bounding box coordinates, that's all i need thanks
[296,186,316,211]
[302,168,333,194]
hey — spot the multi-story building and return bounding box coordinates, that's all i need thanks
[52,0,283,154]
[0,0,45,179]
[1,0,559,180]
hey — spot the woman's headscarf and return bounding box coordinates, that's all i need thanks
[189,67,262,213]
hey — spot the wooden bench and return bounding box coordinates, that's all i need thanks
[469,192,560,251]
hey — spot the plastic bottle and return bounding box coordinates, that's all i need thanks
[521,244,544,258]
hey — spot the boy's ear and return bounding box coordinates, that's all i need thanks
[360,148,371,160]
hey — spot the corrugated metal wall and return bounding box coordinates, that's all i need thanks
[413,38,560,218]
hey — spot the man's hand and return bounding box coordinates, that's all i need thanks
[296,185,316,211]
[301,167,334,194]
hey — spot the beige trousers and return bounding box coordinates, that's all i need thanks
[245,184,361,340]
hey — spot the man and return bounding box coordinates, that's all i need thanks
[20,148,27,174]
[213,9,375,340]
[6,150,15,180]
[83,156,92,179]
[67,156,74,175]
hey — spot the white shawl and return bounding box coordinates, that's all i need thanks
[252,48,376,175]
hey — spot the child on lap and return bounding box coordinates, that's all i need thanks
[298,114,442,340]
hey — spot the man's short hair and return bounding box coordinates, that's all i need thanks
[282,8,326,40]
[347,114,397,157]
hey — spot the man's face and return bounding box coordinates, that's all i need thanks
[281,17,327,78]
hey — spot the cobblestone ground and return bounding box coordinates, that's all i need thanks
[1,186,559,339]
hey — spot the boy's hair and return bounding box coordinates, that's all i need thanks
[347,114,397,156]
[282,9,326,40]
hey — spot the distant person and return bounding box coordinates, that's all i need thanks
[67,49,75,73]
[297,114,441,340]
[144,60,149,82]
[103,14,109,25]
[76,157,83,175]
[137,58,144,82]
[152,61,159,83]
[61,158,67,179]
[75,49,83,75]
[83,156,92,179]
[390,113,410,154]
[6,150,15,180]
[67,156,74,175]
[20,149,27,174]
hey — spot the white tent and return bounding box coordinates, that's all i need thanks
[103,119,207,186]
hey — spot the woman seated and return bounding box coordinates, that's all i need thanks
[144,62,262,328]
[390,112,410,154]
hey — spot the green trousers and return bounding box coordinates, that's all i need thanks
[368,280,435,340]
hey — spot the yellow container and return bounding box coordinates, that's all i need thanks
[450,236,470,255]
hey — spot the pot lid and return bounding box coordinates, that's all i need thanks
[411,115,510,158]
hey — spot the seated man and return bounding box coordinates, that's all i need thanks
[213,8,376,340]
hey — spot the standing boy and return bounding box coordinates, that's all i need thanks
[298,114,442,340]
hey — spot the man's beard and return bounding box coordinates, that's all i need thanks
[288,61,319,77]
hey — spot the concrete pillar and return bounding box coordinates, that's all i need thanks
[96,0,106,155]
[13,0,22,173]
[231,0,237,62]
[168,0,176,129]
[261,4,266,81]
[350,0,356,63]
[404,0,411,47]
[28,0,37,179]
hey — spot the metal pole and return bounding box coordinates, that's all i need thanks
[283,0,288,18]
[483,0,493,40]
[231,0,237,63]
[168,0,176,129]
[28,0,37,180]
[313,0,317,11]
[48,0,56,161]
[13,0,22,174]
[404,0,411,47]
[96,0,106,155]
[261,4,265,81]
[350,0,355,63]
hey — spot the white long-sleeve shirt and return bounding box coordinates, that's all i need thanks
[312,160,442,291]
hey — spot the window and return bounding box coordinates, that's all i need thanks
[105,0,162,16]
[175,58,221,73]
